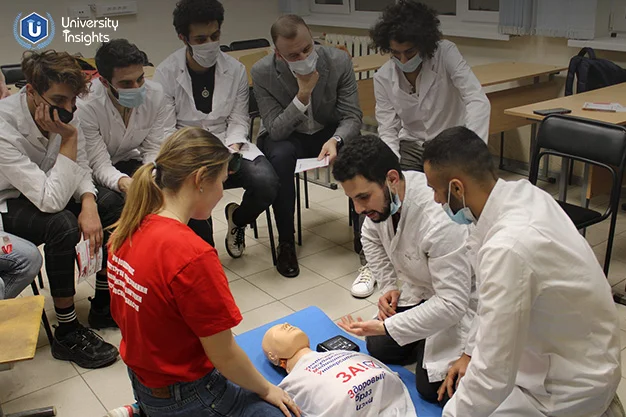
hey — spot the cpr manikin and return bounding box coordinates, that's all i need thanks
[262,324,417,417]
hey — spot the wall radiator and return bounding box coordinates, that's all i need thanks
[322,33,377,80]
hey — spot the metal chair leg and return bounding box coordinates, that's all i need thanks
[265,210,277,266]
[38,271,44,289]
[6,406,56,417]
[295,173,302,246]
[30,281,54,345]
[251,220,259,239]
[303,172,310,209]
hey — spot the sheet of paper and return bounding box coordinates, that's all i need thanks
[582,102,625,112]
[75,239,103,284]
[295,156,329,174]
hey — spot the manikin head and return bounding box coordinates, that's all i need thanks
[262,323,310,371]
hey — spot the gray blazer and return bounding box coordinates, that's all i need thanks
[251,45,362,142]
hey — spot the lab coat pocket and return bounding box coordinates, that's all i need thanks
[396,93,423,125]
[210,96,235,119]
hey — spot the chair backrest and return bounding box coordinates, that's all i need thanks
[532,115,626,171]
[220,45,232,52]
[249,86,259,116]
[229,38,270,52]
[1,64,24,85]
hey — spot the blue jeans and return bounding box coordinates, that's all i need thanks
[0,233,42,300]
[128,368,290,417]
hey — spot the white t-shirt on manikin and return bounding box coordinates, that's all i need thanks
[278,350,417,417]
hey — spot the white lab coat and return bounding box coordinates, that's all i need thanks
[0,89,96,222]
[76,79,167,192]
[374,40,490,158]
[444,179,621,417]
[153,47,262,161]
[362,171,474,382]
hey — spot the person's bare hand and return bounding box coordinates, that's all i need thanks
[0,83,10,99]
[118,177,133,194]
[229,143,242,152]
[260,384,301,417]
[34,102,77,140]
[337,315,386,337]
[377,290,401,320]
[78,195,103,258]
[437,353,471,402]
[296,71,319,105]
[317,139,338,163]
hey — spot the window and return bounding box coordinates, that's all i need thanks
[469,0,499,12]
[422,0,457,16]
[354,0,395,13]
[310,0,350,14]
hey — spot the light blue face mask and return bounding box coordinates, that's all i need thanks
[116,84,146,108]
[443,181,476,225]
[388,183,402,215]
[392,53,422,73]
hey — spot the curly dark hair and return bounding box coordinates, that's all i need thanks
[173,0,225,39]
[95,39,147,82]
[370,0,442,59]
[22,50,89,97]
[333,135,403,186]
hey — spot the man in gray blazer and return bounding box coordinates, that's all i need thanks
[252,14,362,278]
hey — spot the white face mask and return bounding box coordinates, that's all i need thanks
[392,53,422,73]
[286,48,318,76]
[190,41,220,68]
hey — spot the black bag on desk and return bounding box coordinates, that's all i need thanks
[565,47,626,95]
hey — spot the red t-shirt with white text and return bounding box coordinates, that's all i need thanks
[108,214,242,388]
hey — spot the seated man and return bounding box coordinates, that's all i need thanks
[333,134,473,405]
[262,323,417,417]
[252,14,362,277]
[0,232,42,300]
[424,127,621,417]
[77,39,166,195]
[0,50,120,368]
[350,0,491,297]
[154,0,278,256]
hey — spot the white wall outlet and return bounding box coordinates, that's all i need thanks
[93,1,138,17]
[68,5,93,19]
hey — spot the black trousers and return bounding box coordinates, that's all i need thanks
[1,186,124,298]
[365,305,447,406]
[262,125,337,243]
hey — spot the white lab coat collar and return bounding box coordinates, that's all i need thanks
[388,57,438,102]
[473,178,510,245]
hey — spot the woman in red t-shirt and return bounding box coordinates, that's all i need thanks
[108,127,300,417]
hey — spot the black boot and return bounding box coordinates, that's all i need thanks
[277,242,299,278]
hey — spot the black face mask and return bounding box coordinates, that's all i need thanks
[38,94,76,124]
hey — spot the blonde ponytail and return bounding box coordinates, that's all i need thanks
[108,127,231,253]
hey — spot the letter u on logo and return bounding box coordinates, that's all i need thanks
[28,19,41,37]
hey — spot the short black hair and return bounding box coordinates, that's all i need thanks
[423,126,497,182]
[95,39,146,82]
[173,0,225,39]
[333,135,403,186]
[370,0,442,59]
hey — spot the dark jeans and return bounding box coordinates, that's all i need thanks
[128,368,292,417]
[365,305,446,406]
[0,186,124,298]
[262,125,337,243]
[114,159,144,179]
[187,156,278,247]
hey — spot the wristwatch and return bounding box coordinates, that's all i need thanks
[332,136,343,148]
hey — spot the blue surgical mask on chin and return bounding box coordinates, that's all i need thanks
[443,181,476,225]
[392,53,422,73]
[388,183,402,215]
[116,84,146,108]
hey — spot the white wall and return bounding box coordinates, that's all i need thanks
[0,0,280,66]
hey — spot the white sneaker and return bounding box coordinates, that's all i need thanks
[351,265,375,298]
[225,202,246,258]
[107,403,140,417]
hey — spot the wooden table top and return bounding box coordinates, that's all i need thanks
[0,295,44,365]
[504,82,626,125]
[473,62,567,87]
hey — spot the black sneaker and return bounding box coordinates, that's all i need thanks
[51,324,119,369]
[225,203,246,258]
[88,297,118,329]
[277,242,299,278]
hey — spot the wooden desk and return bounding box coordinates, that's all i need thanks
[504,82,626,202]
[473,62,567,87]
[0,295,44,365]
[352,54,389,73]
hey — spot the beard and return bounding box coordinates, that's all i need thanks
[365,185,392,223]
[448,192,465,214]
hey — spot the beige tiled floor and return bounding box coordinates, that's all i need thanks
[3,170,626,416]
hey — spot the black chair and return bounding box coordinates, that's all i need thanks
[529,114,626,277]
[248,87,260,141]
[30,278,54,345]
[229,38,270,52]
[220,45,232,52]
[1,64,24,85]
